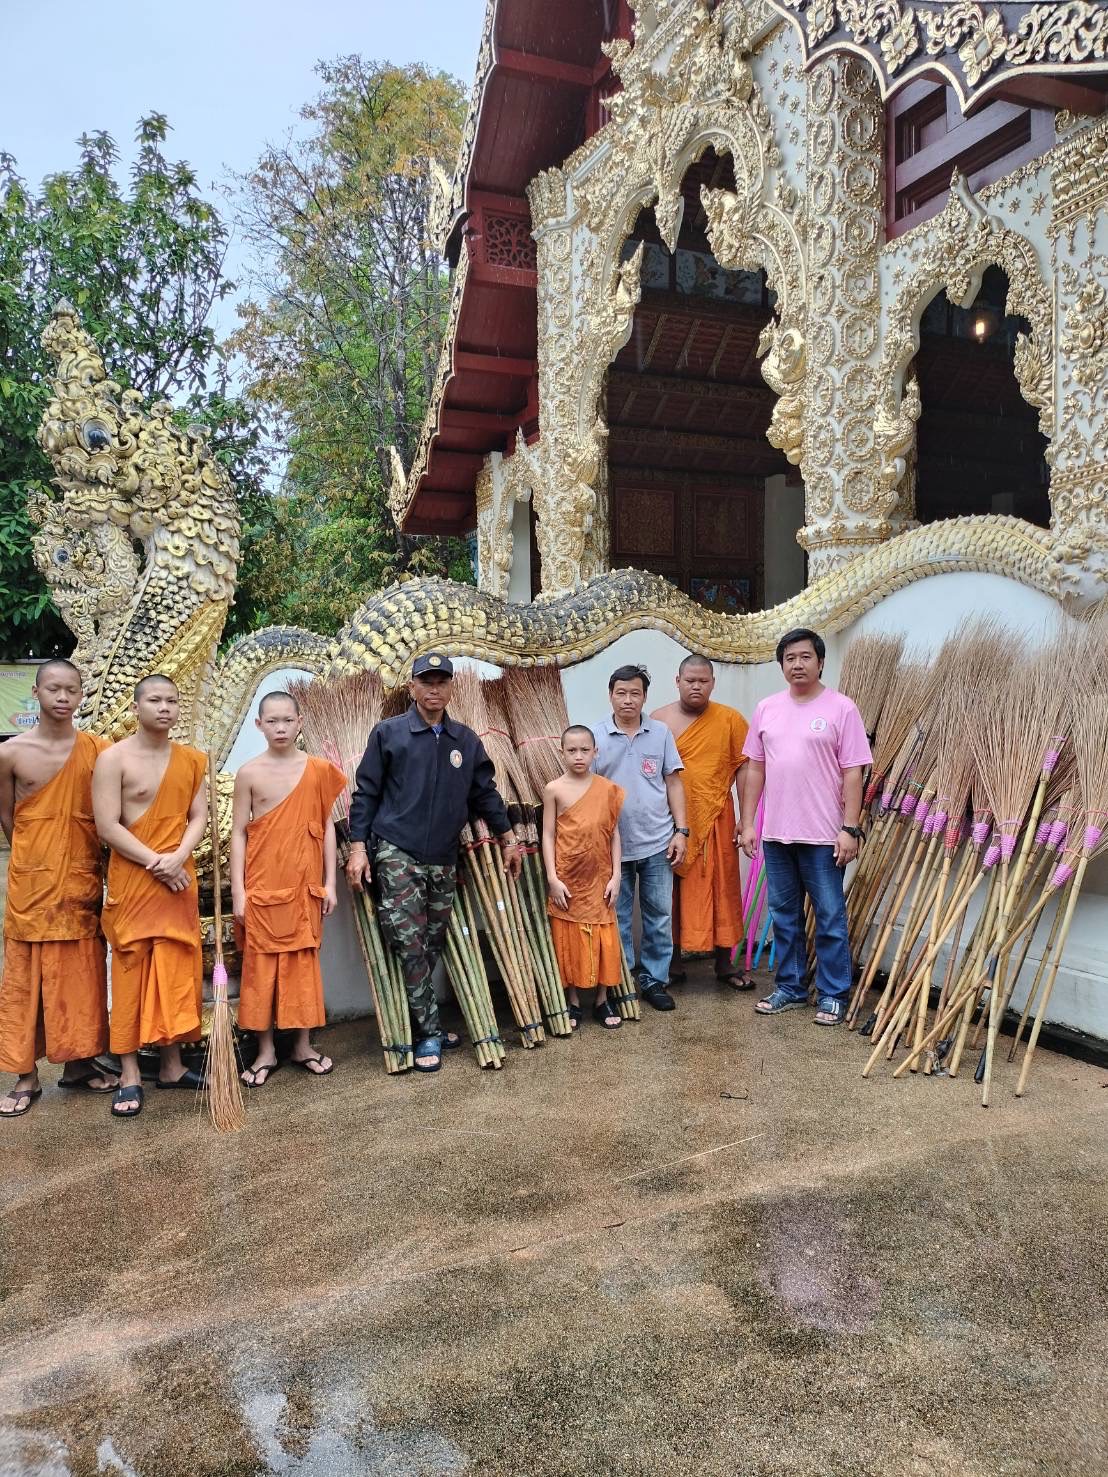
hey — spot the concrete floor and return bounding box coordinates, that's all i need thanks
[1,938,1106,1477]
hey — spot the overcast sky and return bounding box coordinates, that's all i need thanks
[2,0,485,190]
[1,0,486,332]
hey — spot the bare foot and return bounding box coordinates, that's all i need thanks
[242,1056,280,1087]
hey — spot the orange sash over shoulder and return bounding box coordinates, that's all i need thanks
[673,703,748,881]
[5,731,109,942]
[101,743,207,950]
[243,756,346,952]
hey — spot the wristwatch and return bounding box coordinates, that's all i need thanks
[840,825,864,841]
[673,826,690,837]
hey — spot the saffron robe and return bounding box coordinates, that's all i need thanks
[102,743,206,1055]
[673,703,749,953]
[547,776,625,989]
[237,756,346,1032]
[0,731,110,1073]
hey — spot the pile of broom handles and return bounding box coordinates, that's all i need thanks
[444,888,506,1069]
[337,835,414,1075]
[459,819,573,1044]
[846,765,1107,1100]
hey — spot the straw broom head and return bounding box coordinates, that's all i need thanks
[447,668,530,809]
[501,664,569,800]
[838,634,905,740]
[290,670,385,816]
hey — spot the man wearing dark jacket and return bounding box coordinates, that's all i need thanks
[346,653,522,1072]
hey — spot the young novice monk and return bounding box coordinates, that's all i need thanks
[93,673,208,1119]
[542,725,625,1030]
[230,691,345,1086]
[0,659,115,1117]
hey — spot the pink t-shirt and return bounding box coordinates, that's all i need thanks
[743,687,872,844]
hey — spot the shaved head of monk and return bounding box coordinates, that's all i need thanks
[32,660,83,724]
[676,654,715,713]
[133,674,179,733]
[256,691,302,750]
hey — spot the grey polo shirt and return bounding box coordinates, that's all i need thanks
[592,714,684,863]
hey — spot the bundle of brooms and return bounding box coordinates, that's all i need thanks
[838,615,1108,1103]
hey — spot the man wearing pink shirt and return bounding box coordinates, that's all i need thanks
[739,628,872,1025]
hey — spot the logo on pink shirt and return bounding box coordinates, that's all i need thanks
[809,717,827,732]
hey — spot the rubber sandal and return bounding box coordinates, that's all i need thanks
[57,1069,119,1092]
[0,1087,42,1119]
[413,1039,442,1073]
[440,1032,462,1051]
[592,999,621,1030]
[814,999,846,1026]
[156,1068,206,1090]
[111,1085,144,1118]
[754,990,807,1015]
[291,1055,333,1076]
[717,972,756,992]
[242,1060,281,1088]
[568,1005,584,1031]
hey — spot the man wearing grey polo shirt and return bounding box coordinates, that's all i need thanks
[593,664,688,1011]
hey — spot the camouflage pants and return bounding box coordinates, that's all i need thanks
[374,839,456,1043]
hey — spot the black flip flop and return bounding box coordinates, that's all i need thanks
[291,1055,334,1076]
[592,999,622,1029]
[568,1004,584,1031]
[717,972,756,992]
[111,1084,144,1118]
[1,1087,42,1119]
[440,1032,462,1051]
[156,1068,206,1091]
[242,1060,281,1088]
[58,1069,119,1093]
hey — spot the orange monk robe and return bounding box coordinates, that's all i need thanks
[673,702,749,953]
[102,743,207,1055]
[0,731,110,1074]
[547,775,625,989]
[237,756,347,1033]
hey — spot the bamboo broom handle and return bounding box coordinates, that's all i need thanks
[1007,875,1068,1061]
[461,862,536,1045]
[1015,857,1088,1097]
[860,869,986,1077]
[892,887,1056,1080]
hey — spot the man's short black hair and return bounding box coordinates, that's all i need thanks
[561,723,596,746]
[678,653,713,674]
[134,672,179,700]
[775,628,826,665]
[35,658,81,685]
[608,663,650,693]
[259,690,300,716]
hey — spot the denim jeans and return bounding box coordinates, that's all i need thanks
[761,841,853,1004]
[617,848,674,991]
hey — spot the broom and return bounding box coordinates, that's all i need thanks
[205,751,245,1133]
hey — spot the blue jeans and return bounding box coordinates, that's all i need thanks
[617,848,674,991]
[761,841,853,1004]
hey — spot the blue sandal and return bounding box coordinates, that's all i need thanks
[814,999,846,1026]
[414,1038,443,1073]
[754,989,807,1015]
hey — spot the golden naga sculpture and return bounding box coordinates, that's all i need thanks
[33,303,330,759]
[30,305,1072,768]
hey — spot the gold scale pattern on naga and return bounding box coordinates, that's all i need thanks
[31,2,1108,785]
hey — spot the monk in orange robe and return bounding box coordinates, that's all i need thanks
[652,655,752,989]
[231,691,346,1086]
[92,674,207,1118]
[0,659,116,1117]
[541,725,625,1030]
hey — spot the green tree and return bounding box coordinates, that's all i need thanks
[231,57,472,634]
[0,115,264,656]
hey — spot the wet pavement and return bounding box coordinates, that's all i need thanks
[1,945,1107,1476]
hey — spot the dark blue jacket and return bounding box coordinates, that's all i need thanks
[349,705,512,864]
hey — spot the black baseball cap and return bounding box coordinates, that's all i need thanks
[412,652,454,678]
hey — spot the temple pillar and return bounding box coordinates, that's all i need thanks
[798,55,896,577]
